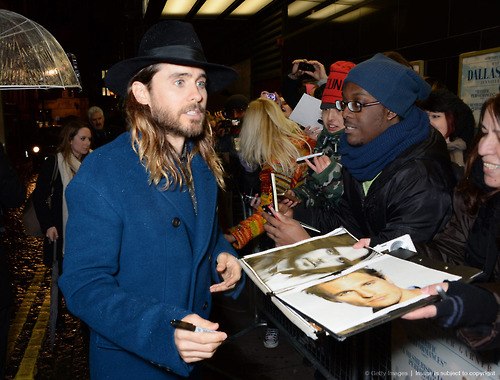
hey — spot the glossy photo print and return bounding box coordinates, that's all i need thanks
[277,254,461,337]
[242,229,376,294]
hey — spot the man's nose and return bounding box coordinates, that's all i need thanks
[342,107,352,118]
[357,289,374,298]
[189,85,204,102]
[324,109,335,121]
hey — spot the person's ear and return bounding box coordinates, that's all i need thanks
[131,81,150,106]
[387,110,398,121]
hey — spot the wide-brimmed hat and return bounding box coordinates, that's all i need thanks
[105,20,238,97]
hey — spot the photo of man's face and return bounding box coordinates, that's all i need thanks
[314,271,403,308]
[243,233,375,295]
[275,253,461,337]
[290,246,369,272]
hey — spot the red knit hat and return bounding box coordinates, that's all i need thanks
[321,61,356,109]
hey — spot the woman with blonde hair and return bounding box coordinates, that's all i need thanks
[225,97,314,250]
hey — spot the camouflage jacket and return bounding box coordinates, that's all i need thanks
[293,129,343,209]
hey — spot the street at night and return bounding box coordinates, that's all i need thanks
[3,171,89,379]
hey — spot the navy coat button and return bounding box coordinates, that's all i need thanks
[172,218,181,227]
[202,302,208,310]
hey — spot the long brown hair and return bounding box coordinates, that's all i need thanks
[57,117,91,162]
[457,94,500,214]
[125,64,225,190]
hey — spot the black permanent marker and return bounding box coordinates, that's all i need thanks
[170,319,216,333]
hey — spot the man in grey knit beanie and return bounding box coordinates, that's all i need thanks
[263,52,455,250]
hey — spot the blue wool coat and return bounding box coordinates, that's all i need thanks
[59,133,242,379]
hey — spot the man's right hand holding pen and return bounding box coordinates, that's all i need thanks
[172,314,227,363]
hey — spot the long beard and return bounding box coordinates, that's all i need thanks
[152,103,206,138]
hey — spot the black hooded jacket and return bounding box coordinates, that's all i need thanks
[415,159,500,282]
[415,159,499,352]
[304,128,455,245]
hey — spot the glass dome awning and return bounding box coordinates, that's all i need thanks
[0,9,81,90]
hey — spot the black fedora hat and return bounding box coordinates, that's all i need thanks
[105,20,238,97]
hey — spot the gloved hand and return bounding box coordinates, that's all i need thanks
[435,281,498,328]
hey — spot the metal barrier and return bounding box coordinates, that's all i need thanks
[256,287,391,379]
[231,192,391,378]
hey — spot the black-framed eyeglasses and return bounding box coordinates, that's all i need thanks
[335,100,381,113]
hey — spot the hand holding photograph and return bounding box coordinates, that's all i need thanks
[277,254,461,339]
[240,228,481,340]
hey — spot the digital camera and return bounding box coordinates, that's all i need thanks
[265,92,278,101]
[298,61,315,72]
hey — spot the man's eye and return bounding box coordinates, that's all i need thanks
[337,291,351,297]
[197,81,207,88]
[174,80,184,86]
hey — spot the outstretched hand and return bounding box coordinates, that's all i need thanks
[403,281,498,329]
[401,283,444,320]
[210,252,242,293]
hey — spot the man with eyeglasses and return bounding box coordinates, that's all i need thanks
[263,53,455,248]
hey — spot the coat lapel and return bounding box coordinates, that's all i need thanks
[191,154,217,260]
[154,154,217,263]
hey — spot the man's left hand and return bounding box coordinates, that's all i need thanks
[210,253,242,293]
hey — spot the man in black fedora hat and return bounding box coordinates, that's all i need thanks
[59,21,243,379]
